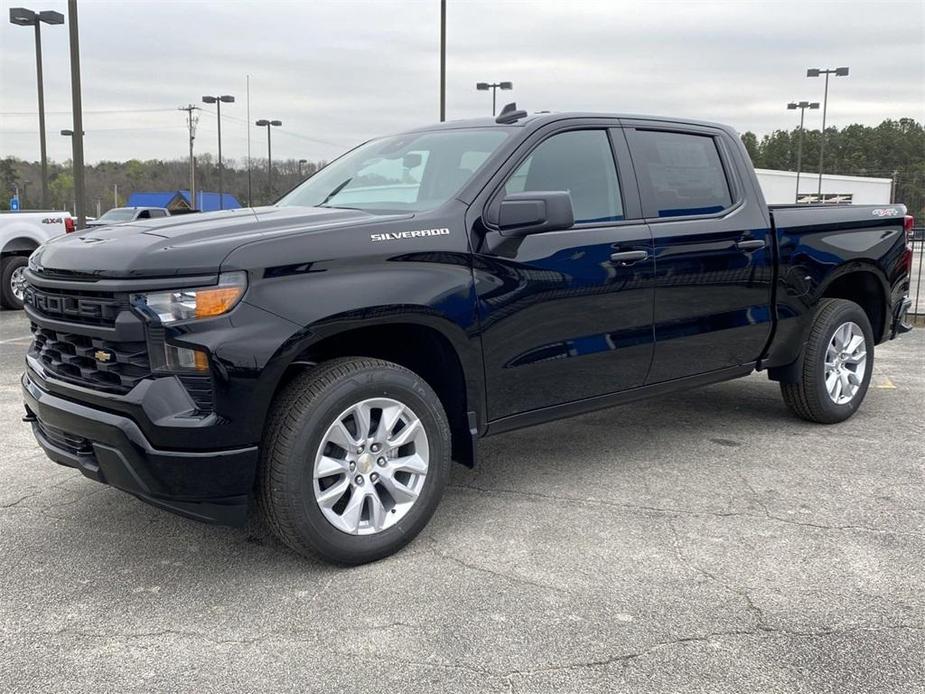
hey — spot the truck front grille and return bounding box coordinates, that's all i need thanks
[29,323,151,393]
[23,285,124,326]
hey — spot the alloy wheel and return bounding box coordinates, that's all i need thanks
[824,321,867,405]
[10,265,27,301]
[313,397,429,535]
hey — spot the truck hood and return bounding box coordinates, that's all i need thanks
[32,206,409,279]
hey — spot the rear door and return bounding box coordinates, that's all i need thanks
[473,122,655,420]
[623,121,773,383]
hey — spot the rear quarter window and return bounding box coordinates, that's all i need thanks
[631,130,732,218]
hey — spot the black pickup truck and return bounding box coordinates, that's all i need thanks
[21,106,915,564]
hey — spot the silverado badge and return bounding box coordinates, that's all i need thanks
[94,349,114,363]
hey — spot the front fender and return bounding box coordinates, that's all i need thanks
[240,252,483,433]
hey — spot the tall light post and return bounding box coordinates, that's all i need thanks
[66,0,86,228]
[202,94,235,209]
[9,7,64,210]
[298,159,308,178]
[439,0,446,121]
[787,101,820,203]
[807,66,849,195]
[476,81,513,116]
[255,119,282,202]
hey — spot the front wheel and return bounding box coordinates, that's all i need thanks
[1,256,28,310]
[257,357,451,564]
[780,298,874,424]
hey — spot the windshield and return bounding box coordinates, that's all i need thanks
[277,128,510,213]
[97,208,136,222]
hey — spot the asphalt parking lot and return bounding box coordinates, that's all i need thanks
[1,308,922,693]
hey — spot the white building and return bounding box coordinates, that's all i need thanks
[754,168,893,205]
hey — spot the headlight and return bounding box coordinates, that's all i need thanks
[28,245,46,272]
[136,271,247,324]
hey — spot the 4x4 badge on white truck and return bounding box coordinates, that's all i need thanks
[370,228,450,242]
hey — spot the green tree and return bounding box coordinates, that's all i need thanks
[1,157,19,208]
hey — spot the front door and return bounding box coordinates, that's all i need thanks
[623,123,774,383]
[474,127,655,421]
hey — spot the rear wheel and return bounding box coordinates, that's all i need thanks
[780,298,874,424]
[1,256,28,310]
[258,357,451,564]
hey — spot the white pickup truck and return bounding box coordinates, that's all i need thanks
[0,211,75,310]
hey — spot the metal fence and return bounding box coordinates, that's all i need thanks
[911,230,924,325]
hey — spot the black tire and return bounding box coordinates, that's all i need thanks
[0,256,28,310]
[257,357,451,564]
[780,298,874,424]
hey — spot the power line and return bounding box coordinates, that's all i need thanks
[197,107,347,148]
[0,107,179,116]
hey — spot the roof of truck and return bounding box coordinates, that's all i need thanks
[405,111,734,134]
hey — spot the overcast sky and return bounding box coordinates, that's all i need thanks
[1,0,923,166]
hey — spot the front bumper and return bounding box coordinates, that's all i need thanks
[22,369,258,526]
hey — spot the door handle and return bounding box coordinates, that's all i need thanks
[609,250,649,265]
[736,239,766,252]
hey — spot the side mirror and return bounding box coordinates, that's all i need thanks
[495,191,574,237]
[403,153,422,169]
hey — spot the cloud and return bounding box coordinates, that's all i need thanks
[1,0,922,164]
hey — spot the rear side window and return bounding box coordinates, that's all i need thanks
[631,130,732,218]
[505,130,623,224]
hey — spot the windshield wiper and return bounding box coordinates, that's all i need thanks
[317,178,352,207]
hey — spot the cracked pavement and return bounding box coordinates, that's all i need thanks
[1,309,923,693]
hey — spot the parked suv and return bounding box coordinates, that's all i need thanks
[21,107,914,564]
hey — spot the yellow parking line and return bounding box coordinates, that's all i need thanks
[875,377,897,389]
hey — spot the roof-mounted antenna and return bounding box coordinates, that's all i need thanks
[495,102,528,124]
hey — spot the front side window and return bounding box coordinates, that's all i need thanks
[631,130,732,218]
[277,129,510,213]
[505,130,623,224]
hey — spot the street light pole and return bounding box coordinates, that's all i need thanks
[255,119,282,202]
[439,0,446,122]
[66,0,86,228]
[202,94,235,210]
[807,66,849,196]
[787,101,820,203]
[9,7,64,210]
[33,19,47,207]
[475,81,513,116]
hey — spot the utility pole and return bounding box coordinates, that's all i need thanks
[178,104,198,207]
[113,183,118,208]
[67,0,86,228]
[439,0,446,122]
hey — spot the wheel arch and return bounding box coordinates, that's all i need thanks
[768,262,889,383]
[817,263,890,344]
[1,235,41,257]
[262,312,482,467]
